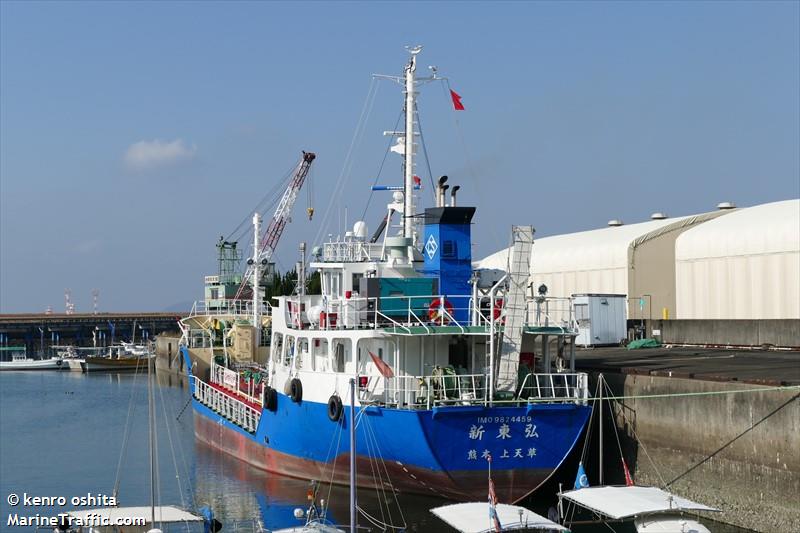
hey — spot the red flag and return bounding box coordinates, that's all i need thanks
[413,175,421,187]
[449,89,465,111]
[369,351,394,378]
[622,459,634,486]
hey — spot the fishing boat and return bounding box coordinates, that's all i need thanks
[84,345,152,372]
[180,46,591,503]
[0,348,64,371]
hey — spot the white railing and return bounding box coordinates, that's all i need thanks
[282,294,579,334]
[320,241,384,262]
[210,360,265,406]
[518,372,589,404]
[284,294,475,332]
[189,299,271,318]
[370,372,487,409]
[524,297,576,331]
[358,371,589,409]
[194,379,261,433]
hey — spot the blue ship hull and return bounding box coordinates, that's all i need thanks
[186,350,590,502]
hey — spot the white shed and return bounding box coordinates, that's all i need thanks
[478,211,728,319]
[675,199,800,319]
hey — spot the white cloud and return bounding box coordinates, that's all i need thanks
[124,138,196,170]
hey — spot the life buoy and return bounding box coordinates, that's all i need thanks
[289,378,303,403]
[327,394,343,422]
[492,298,504,321]
[428,297,454,325]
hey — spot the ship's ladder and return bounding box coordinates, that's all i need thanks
[495,225,534,392]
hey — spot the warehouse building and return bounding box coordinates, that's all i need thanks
[675,199,800,319]
[477,209,730,321]
[478,199,800,324]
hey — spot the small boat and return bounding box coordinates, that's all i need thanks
[0,350,64,371]
[559,485,718,533]
[557,377,719,533]
[83,346,152,372]
[432,452,566,533]
[431,502,567,532]
[64,505,206,532]
[56,346,87,372]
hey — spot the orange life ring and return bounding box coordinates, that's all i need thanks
[428,298,454,325]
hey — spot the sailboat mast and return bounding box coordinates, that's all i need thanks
[147,353,156,525]
[599,375,604,485]
[349,378,357,533]
[403,47,420,244]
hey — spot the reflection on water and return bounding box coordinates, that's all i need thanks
[0,371,753,532]
[192,436,448,531]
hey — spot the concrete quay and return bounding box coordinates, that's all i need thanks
[576,346,800,532]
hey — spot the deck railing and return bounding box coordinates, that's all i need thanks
[319,241,384,262]
[360,371,589,409]
[285,294,477,332]
[189,299,271,318]
[518,372,589,404]
[210,360,265,406]
[282,294,578,334]
[194,379,261,433]
[524,297,576,331]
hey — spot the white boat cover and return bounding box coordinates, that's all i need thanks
[560,486,719,520]
[431,502,567,532]
[68,505,204,524]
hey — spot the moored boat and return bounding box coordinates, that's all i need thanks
[180,46,591,503]
[83,345,152,372]
[0,348,64,371]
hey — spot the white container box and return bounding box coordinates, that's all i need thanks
[572,294,627,346]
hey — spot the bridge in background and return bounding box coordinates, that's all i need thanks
[0,312,185,357]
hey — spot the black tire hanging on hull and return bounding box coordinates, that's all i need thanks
[327,394,343,422]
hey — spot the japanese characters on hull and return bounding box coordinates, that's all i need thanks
[466,417,540,462]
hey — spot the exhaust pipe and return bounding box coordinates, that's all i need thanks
[437,176,448,207]
[450,185,460,207]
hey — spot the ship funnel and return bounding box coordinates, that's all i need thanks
[440,184,449,208]
[450,185,460,207]
[437,176,448,207]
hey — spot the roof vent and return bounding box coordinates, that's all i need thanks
[607,219,624,227]
[717,202,736,210]
[650,212,668,220]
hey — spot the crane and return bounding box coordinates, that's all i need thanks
[235,151,316,300]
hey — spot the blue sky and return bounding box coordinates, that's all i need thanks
[1,1,798,312]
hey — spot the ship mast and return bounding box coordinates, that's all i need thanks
[403,46,421,244]
[252,212,261,346]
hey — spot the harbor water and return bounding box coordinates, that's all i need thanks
[0,371,749,532]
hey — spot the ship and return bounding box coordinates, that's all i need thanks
[179,46,591,503]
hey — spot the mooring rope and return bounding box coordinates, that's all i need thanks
[523,384,800,404]
[667,391,800,487]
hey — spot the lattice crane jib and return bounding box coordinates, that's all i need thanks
[235,151,316,300]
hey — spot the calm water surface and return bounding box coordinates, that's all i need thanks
[0,371,749,532]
